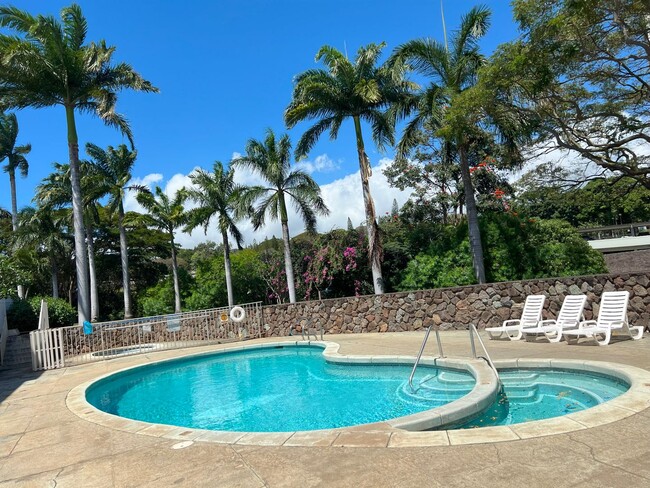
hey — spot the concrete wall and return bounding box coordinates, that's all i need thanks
[261,272,650,336]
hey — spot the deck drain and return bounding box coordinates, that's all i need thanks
[171,441,194,450]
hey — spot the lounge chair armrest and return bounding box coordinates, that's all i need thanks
[538,319,557,326]
[501,320,521,327]
[578,320,597,330]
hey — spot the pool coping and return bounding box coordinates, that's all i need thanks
[65,340,650,448]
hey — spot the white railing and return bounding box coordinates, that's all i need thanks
[30,301,263,371]
[0,300,8,366]
[30,327,65,371]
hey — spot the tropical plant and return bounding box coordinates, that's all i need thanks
[135,186,188,313]
[12,206,71,299]
[388,6,529,284]
[491,0,650,190]
[35,162,104,320]
[285,43,413,294]
[185,249,266,310]
[86,143,143,318]
[184,162,243,307]
[0,3,158,323]
[0,112,31,299]
[0,112,30,232]
[232,129,329,303]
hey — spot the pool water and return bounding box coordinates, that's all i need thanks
[447,368,629,429]
[86,346,475,432]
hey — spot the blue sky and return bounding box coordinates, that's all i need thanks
[2,0,519,247]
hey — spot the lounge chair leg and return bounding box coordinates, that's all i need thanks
[507,330,523,341]
[628,325,644,340]
[546,330,562,343]
[595,330,611,346]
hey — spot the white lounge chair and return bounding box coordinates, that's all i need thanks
[521,294,587,343]
[486,295,546,341]
[562,291,643,346]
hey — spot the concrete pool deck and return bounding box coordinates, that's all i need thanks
[2,331,650,487]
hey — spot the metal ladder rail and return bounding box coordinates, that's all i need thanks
[469,324,501,384]
[288,324,323,341]
[408,325,445,391]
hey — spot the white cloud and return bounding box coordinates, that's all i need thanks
[128,156,411,250]
[294,154,340,174]
[123,173,163,213]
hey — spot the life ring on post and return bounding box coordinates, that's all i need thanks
[229,306,246,323]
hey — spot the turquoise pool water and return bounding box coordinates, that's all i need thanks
[86,346,630,432]
[444,368,629,429]
[86,346,474,431]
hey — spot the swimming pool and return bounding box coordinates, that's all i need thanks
[84,343,631,434]
[86,345,477,431]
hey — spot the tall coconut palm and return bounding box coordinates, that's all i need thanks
[285,43,413,295]
[232,129,329,303]
[0,4,158,323]
[0,113,30,232]
[0,112,31,299]
[135,186,187,313]
[86,143,143,319]
[35,162,104,320]
[13,206,70,299]
[388,6,496,283]
[184,162,243,308]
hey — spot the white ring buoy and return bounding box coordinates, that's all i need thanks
[230,306,246,323]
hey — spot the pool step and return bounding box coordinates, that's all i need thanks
[437,371,476,385]
[418,375,475,392]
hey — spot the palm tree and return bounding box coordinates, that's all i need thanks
[135,187,187,313]
[285,43,413,295]
[184,162,243,308]
[232,129,329,303]
[13,206,70,299]
[0,113,30,232]
[0,112,31,299]
[388,6,513,284]
[86,143,143,319]
[0,4,158,323]
[35,162,104,320]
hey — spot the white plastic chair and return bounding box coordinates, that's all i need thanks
[521,294,587,342]
[486,295,546,341]
[562,291,643,346]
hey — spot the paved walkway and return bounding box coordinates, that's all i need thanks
[1,332,650,487]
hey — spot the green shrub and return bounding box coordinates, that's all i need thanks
[6,299,38,332]
[398,241,475,291]
[28,296,76,328]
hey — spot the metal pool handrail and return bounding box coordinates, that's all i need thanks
[469,324,501,385]
[408,325,445,391]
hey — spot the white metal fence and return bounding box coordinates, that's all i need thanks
[0,300,8,366]
[29,301,263,371]
[30,327,65,370]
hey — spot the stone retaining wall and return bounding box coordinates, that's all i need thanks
[261,272,650,337]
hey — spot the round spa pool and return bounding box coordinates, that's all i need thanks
[85,345,476,431]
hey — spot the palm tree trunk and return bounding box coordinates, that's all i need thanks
[9,169,25,299]
[353,116,384,294]
[458,143,486,284]
[86,220,100,321]
[170,233,182,314]
[50,255,59,299]
[222,230,234,307]
[9,170,17,231]
[65,104,90,324]
[278,193,297,303]
[117,203,133,318]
